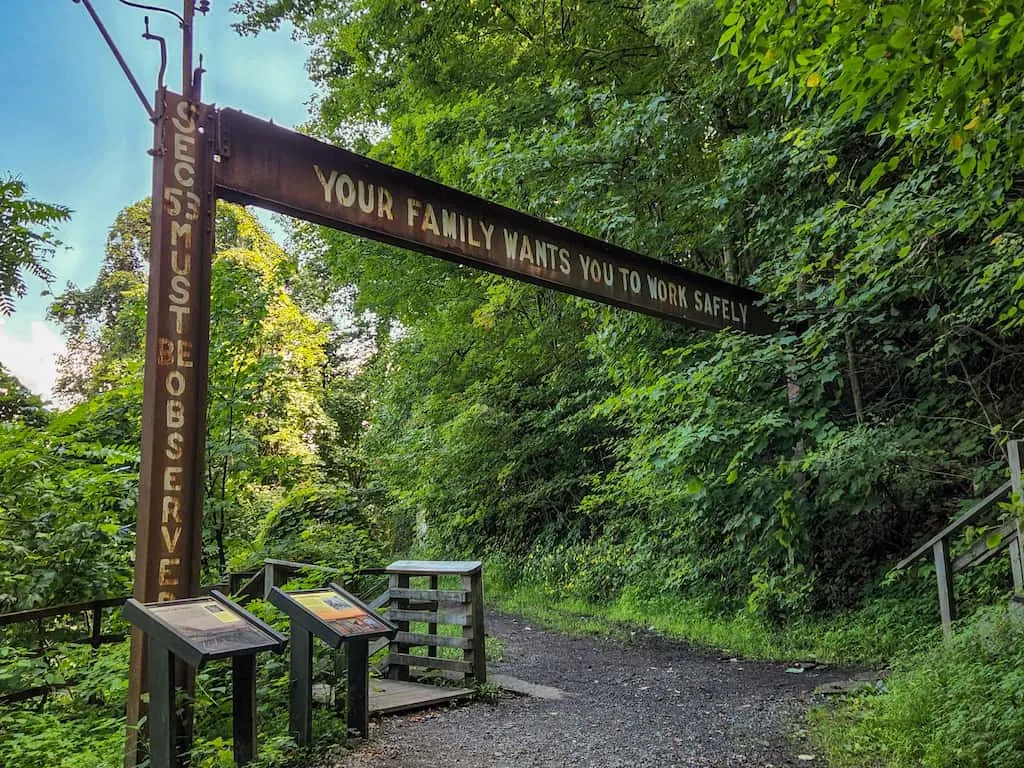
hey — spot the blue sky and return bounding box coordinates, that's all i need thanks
[0,1,313,399]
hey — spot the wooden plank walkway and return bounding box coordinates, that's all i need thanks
[368,679,473,715]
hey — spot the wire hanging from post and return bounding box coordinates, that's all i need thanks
[71,0,156,119]
[116,0,185,26]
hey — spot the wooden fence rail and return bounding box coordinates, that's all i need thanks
[0,561,394,703]
[897,440,1023,637]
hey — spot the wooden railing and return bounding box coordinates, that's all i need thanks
[0,558,483,702]
[381,560,487,685]
[898,440,1023,637]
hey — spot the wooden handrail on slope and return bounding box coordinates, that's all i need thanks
[896,480,1013,569]
[897,441,1024,637]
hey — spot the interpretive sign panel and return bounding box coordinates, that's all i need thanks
[269,584,396,649]
[214,109,776,334]
[123,592,286,668]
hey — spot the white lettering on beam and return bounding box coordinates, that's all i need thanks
[313,164,395,222]
[153,97,201,602]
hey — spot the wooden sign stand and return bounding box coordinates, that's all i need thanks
[268,584,396,743]
[122,592,286,767]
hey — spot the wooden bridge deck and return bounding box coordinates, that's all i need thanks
[368,679,473,715]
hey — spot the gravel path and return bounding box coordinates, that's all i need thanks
[320,610,852,768]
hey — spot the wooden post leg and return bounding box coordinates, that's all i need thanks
[263,563,275,599]
[388,574,410,681]
[289,624,313,747]
[148,642,176,768]
[933,539,956,638]
[346,639,369,738]
[1009,440,1024,593]
[333,646,347,717]
[232,655,257,766]
[427,575,438,660]
[91,605,103,649]
[1010,538,1024,593]
[462,573,486,684]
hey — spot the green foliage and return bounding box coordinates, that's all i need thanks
[0,175,70,315]
[229,0,1024,628]
[0,402,139,611]
[246,483,386,571]
[0,363,48,425]
[0,641,128,768]
[487,555,938,664]
[813,606,1024,768]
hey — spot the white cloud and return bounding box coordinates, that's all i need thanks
[0,317,66,405]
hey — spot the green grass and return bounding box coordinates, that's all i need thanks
[810,605,1024,768]
[488,578,938,665]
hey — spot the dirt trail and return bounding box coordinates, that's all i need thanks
[321,610,852,767]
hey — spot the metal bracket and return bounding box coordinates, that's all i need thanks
[142,16,167,98]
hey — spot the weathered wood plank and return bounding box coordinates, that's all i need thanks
[263,557,342,573]
[367,589,390,611]
[952,522,1018,573]
[394,631,473,650]
[427,574,439,660]
[387,652,473,673]
[464,573,487,683]
[897,480,1012,568]
[386,560,482,576]
[388,574,410,682]
[1009,440,1023,592]
[368,679,473,715]
[0,596,128,626]
[934,539,956,638]
[387,608,469,625]
[389,587,469,603]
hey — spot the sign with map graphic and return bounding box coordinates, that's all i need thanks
[123,592,286,667]
[269,584,396,648]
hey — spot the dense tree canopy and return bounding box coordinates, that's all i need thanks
[227,0,1024,619]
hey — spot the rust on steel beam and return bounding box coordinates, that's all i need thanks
[125,88,216,767]
[213,109,776,335]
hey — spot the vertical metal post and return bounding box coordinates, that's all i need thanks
[148,642,176,768]
[289,624,314,747]
[182,1,194,101]
[232,655,257,766]
[346,639,370,738]
[125,87,216,767]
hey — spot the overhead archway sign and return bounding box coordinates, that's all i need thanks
[213,108,776,335]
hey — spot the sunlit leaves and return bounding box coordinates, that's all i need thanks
[0,176,69,316]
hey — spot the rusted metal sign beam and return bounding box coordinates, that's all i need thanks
[126,88,215,765]
[214,110,776,335]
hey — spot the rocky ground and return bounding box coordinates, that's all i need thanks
[319,610,856,768]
